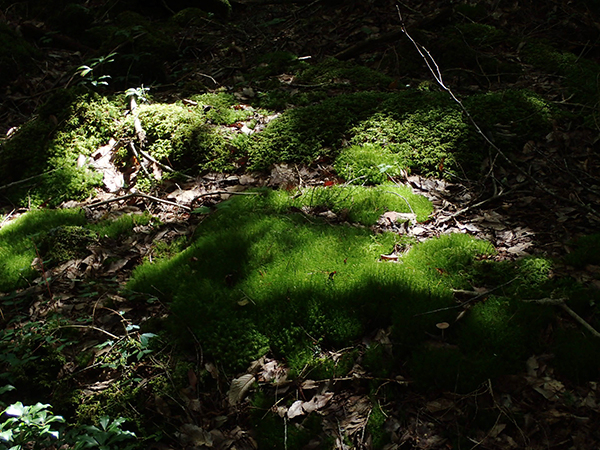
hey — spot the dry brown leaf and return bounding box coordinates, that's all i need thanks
[228,374,255,405]
[287,400,304,419]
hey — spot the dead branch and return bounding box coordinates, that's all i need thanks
[0,167,61,191]
[87,192,192,211]
[523,297,600,339]
[396,6,600,221]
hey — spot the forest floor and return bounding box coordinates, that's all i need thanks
[2,0,600,449]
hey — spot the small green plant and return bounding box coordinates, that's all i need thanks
[68,416,136,450]
[0,401,65,450]
[76,53,116,88]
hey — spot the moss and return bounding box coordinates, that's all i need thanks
[335,144,407,184]
[0,22,39,85]
[296,57,393,90]
[464,89,554,140]
[552,327,600,382]
[521,41,600,124]
[50,3,94,36]
[37,225,98,265]
[287,183,433,225]
[132,101,233,173]
[0,209,87,292]
[127,191,492,373]
[169,7,209,26]
[565,233,600,267]
[0,90,121,206]
[248,92,389,168]
[367,403,389,450]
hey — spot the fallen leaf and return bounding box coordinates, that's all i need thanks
[287,400,304,419]
[228,374,255,405]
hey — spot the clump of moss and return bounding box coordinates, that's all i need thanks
[128,191,491,373]
[565,233,600,267]
[521,41,600,125]
[0,22,39,86]
[464,89,554,140]
[335,144,407,184]
[38,225,98,264]
[131,100,233,174]
[348,98,470,178]
[250,89,553,177]
[296,57,393,90]
[552,327,600,382]
[247,92,390,168]
[287,183,433,225]
[0,209,150,292]
[0,209,87,292]
[0,90,121,206]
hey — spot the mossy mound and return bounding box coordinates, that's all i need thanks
[127,190,498,374]
[521,41,600,125]
[38,225,98,265]
[0,209,87,292]
[0,209,151,292]
[250,89,553,177]
[335,144,407,184]
[0,89,121,207]
[295,57,393,90]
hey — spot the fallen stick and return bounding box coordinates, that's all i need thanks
[523,297,600,339]
[87,192,191,211]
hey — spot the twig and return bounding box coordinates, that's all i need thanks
[0,168,61,191]
[87,192,192,211]
[396,6,600,221]
[130,142,151,177]
[56,324,119,340]
[523,297,600,338]
[414,277,518,317]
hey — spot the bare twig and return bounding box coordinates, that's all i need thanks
[87,192,192,211]
[523,297,600,338]
[0,168,61,191]
[415,278,518,317]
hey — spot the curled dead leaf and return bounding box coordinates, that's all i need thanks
[228,374,255,405]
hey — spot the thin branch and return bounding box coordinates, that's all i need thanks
[87,192,192,211]
[0,168,61,191]
[523,297,600,339]
[57,324,120,340]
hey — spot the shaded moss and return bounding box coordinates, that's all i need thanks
[0,22,39,85]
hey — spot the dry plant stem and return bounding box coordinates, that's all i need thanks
[396,6,600,221]
[88,192,192,211]
[416,277,518,317]
[523,297,600,338]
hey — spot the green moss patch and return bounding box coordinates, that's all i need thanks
[249,89,554,177]
[0,90,120,207]
[287,183,433,225]
[521,41,600,124]
[127,190,494,373]
[295,57,393,90]
[0,209,150,292]
[0,209,86,292]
